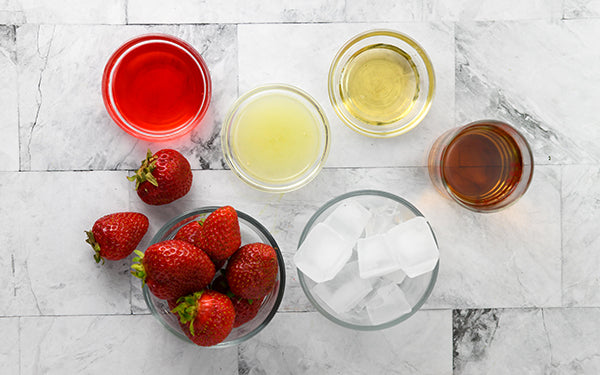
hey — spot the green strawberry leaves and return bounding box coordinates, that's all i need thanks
[130,250,147,283]
[85,230,105,265]
[127,149,159,189]
[171,291,204,336]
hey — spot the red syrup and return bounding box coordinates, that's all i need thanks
[103,34,211,141]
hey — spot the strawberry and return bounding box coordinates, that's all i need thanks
[131,239,215,301]
[172,290,235,347]
[212,274,264,328]
[174,220,227,269]
[197,206,241,262]
[173,220,203,247]
[128,149,192,206]
[225,242,278,300]
[85,212,149,263]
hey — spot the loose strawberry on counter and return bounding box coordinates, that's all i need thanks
[85,212,149,263]
[172,290,235,347]
[225,242,278,300]
[128,149,192,206]
[197,206,241,263]
[131,239,215,301]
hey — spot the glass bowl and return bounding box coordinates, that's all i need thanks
[102,33,212,141]
[297,190,439,330]
[142,207,285,348]
[328,29,435,138]
[221,84,330,193]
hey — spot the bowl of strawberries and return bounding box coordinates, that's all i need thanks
[135,206,285,348]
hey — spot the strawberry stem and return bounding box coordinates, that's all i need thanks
[171,291,204,336]
[127,149,158,190]
[131,250,147,284]
[85,230,105,265]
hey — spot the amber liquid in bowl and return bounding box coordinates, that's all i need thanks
[442,125,523,205]
[429,121,533,212]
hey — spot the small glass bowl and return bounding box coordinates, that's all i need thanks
[102,34,212,141]
[297,190,439,331]
[221,84,330,193]
[142,207,285,348]
[328,29,435,138]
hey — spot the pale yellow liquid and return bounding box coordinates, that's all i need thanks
[340,44,420,125]
[232,94,322,183]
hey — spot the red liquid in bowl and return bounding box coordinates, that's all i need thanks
[103,34,211,140]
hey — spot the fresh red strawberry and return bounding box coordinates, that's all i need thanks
[173,220,203,247]
[172,290,235,347]
[131,239,215,300]
[212,274,264,328]
[225,242,278,300]
[85,212,149,263]
[197,206,241,262]
[128,149,193,206]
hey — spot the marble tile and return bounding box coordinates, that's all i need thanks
[6,0,126,24]
[0,0,25,24]
[564,0,600,18]
[239,310,452,374]
[454,308,600,374]
[238,22,455,168]
[562,165,600,307]
[19,315,238,375]
[127,0,345,24]
[0,318,19,375]
[17,24,237,171]
[345,0,423,22]
[423,166,562,308]
[0,171,133,316]
[456,20,600,166]
[0,26,19,171]
[424,0,562,21]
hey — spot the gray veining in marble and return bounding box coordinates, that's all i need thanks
[456,20,600,165]
[454,308,600,374]
[239,311,452,374]
[0,171,132,316]
[1,1,600,373]
[0,25,18,171]
[17,24,237,171]
[564,0,600,18]
[562,165,600,307]
[19,315,238,374]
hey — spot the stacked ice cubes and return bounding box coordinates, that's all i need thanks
[294,198,439,325]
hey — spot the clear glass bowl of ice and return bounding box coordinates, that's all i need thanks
[295,190,439,330]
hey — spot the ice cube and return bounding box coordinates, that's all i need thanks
[294,222,354,283]
[365,282,412,325]
[312,261,373,313]
[356,233,403,279]
[323,200,372,243]
[383,269,407,284]
[385,216,439,278]
[364,203,413,237]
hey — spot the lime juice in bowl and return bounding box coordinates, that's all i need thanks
[222,84,330,193]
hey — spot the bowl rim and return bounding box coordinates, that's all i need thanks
[142,206,286,347]
[221,83,331,193]
[102,33,212,141]
[296,189,439,331]
[328,29,436,138]
[437,119,535,213]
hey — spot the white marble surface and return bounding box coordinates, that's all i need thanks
[2,1,600,374]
